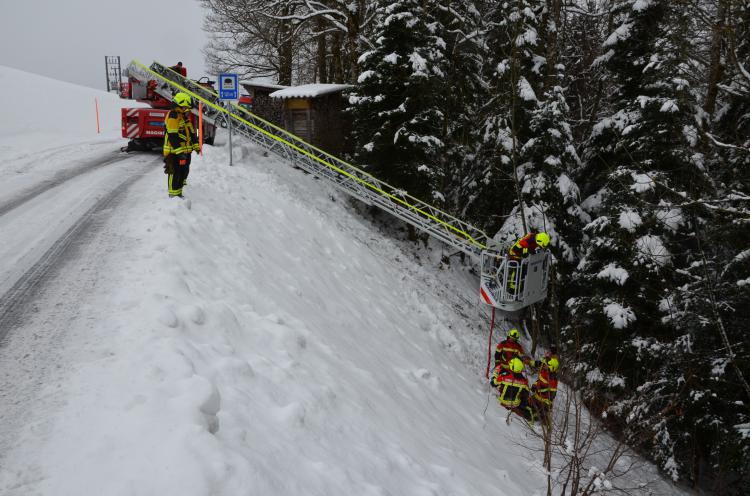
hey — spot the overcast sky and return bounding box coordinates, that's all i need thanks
[0,0,210,91]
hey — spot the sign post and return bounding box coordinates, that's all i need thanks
[218,73,239,166]
[95,98,100,133]
[198,102,204,156]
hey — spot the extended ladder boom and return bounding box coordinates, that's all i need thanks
[127,60,491,258]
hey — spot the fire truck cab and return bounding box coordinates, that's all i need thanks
[238,94,253,111]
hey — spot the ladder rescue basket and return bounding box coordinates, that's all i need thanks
[479,251,550,312]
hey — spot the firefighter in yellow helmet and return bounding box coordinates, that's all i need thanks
[491,357,537,424]
[531,348,560,425]
[508,231,551,260]
[163,92,200,198]
[494,328,527,371]
[507,231,550,292]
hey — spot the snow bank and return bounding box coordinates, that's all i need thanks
[0,143,543,495]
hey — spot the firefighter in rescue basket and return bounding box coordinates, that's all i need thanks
[507,231,550,292]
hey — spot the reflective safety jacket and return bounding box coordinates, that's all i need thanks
[492,367,529,409]
[494,338,525,370]
[508,232,541,260]
[532,366,558,406]
[163,109,198,156]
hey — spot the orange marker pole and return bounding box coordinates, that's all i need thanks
[95,98,100,134]
[198,102,203,156]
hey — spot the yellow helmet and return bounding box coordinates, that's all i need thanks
[546,357,559,373]
[536,232,550,248]
[508,328,520,340]
[173,92,193,108]
[509,357,525,373]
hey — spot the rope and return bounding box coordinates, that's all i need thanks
[483,381,492,419]
[485,307,496,379]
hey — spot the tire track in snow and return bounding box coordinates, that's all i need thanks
[0,150,135,217]
[0,158,157,343]
[0,157,157,479]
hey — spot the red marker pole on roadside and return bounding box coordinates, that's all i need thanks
[198,102,204,156]
[95,98,100,133]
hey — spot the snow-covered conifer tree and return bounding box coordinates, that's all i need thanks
[570,0,723,483]
[656,1,750,487]
[514,80,585,344]
[432,0,486,216]
[471,0,547,232]
[477,1,582,348]
[348,0,447,203]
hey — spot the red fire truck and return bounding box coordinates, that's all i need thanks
[238,94,253,111]
[119,64,216,152]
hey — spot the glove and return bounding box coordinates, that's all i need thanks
[163,155,174,175]
[192,143,201,152]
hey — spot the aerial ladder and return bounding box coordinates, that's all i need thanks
[127,60,551,312]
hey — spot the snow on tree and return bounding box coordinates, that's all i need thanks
[475,1,583,352]
[431,0,486,218]
[660,1,750,487]
[348,0,448,203]
[469,0,548,232]
[568,0,737,484]
[201,0,376,85]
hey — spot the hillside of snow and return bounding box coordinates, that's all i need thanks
[0,66,684,495]
[0,65,129,151]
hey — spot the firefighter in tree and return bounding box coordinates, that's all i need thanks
[507,231,550,292]
[494,328,527,371]
[163,92,200,198]
[530,350,559,425]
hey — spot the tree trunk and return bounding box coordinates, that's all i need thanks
[316,16,328,83]
[277,5,294,86]
[331,32,344,83]
[703,0,728,117]
[346,5,361,84]
[543,0,562,91]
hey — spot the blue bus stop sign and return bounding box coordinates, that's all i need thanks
[219,73,239,100]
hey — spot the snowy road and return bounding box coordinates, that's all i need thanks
[0,148,158,470]
[0,149,157,323]
[0,149,126,216]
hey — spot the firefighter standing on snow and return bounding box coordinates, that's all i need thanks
[163,92,200,198]
[491,357,536,423]
[494,328,527,371]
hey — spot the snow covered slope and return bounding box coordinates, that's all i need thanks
[0,66,682,495]
[0,65,125,150]
[0,65,149,207]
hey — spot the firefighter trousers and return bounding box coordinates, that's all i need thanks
[166,154,191,197]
